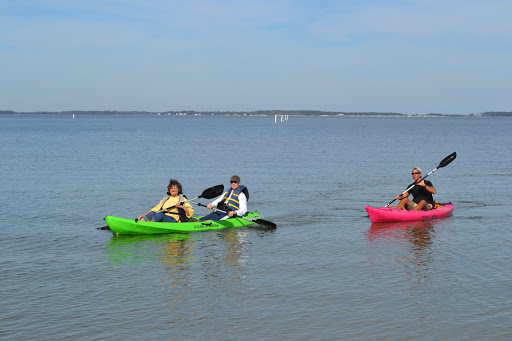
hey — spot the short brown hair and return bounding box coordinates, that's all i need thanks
[168,179,183,194]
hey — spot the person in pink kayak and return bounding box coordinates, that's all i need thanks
[393,167,437,210]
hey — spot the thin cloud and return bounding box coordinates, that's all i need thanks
[1,0,511,114]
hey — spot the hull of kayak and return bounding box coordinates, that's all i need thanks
[365,203,454,223]
[105,211,263,234]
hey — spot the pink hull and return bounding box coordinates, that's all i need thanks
[365,203,454,223]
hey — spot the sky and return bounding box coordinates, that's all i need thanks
[1,0,511,114]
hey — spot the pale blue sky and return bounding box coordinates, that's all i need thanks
[1,0,511,114]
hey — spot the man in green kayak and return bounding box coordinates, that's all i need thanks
[393,167,437,210]
[200,175,249,221]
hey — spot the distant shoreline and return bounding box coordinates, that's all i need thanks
[1,110,511,117]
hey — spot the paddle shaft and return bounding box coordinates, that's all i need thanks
[135,184,224,222]
[159,184,224,213]
[135,196,196,222]
[385,152,456,207]
[385,168,436,207]
[158,195,198,213]
[193,202,276,229]
[194,202,237,217]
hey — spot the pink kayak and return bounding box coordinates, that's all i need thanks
[365,203,454,223]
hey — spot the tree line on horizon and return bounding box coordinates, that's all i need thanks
[1,110,511,117]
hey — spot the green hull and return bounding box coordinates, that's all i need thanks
[105,212,264,234]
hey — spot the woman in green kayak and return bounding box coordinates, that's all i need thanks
[138,179,195,222]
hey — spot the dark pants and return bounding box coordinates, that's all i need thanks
[144,211,177,222]
[199,211,228,221]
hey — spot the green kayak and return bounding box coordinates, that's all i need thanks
[105,211,264,234]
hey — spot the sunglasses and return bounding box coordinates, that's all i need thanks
[411,172,421,175]
[230,181,238,183]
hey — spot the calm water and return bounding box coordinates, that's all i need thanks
[1,114,511,340]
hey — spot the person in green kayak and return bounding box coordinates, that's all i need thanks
[393,167,437,210]
[200,175,249,221]
[138,179,195,222]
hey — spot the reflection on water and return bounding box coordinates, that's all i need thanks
[196,229,251,291]
[365,217,460,325]
[219,229,250,270]
[367,220,437,248]
[160,236,197,288]
[365,218,454,288]
[106,229,251,288]
[106,233,195,263]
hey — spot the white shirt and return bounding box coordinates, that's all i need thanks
[210,191,247,219]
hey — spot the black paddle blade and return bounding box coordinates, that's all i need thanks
[97,225,111,230]
[200,184,224,199]
[254,219,277,229]
[438,152,457,168]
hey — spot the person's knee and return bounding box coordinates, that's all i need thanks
[161,215,177,223]
[144,211,156,220]
[151,212,166,222]
[413,200,427,210]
